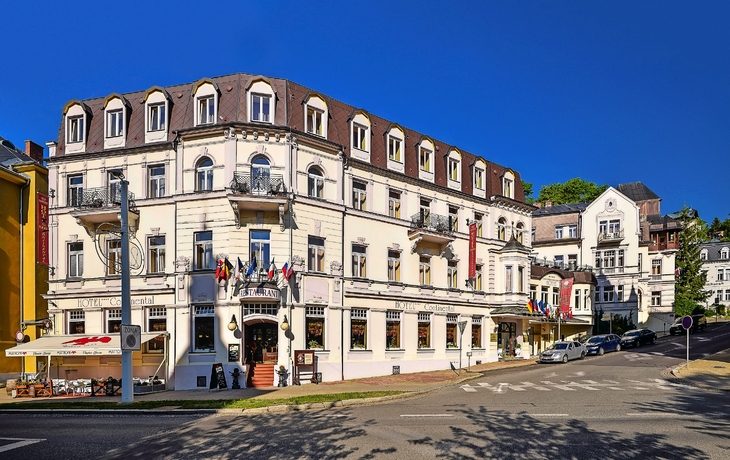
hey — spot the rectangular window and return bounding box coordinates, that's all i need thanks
[387,250,401,282]
[518,266,524,292]
[68,116,84,143]
[638,253,643,273]
[352,123,367,151]
[388,136,402,162]
[553,287,560,305]
[193,231,214,270]
[719,269,725,282]
[474,168,484,190]
[68,242,83,278]
[250,230,271,272]
[352,180,367,211]
[107,239,121,276]
[251,94,271,122]
[308,236,325,272]
[108,169,123,204]
[446,315,458,348]
[725,290,730,302]
[198,96,215,125]
[67,174,84,207]
[448,261,458,289]
[306,306,325,349]
[603,287,615,302]
[503,178,513,197]
[617,285,624,302]
[568,254,578,269]
[420,198,431,223]
[449,206,458,232]
[107,309,122,333]
[530,284,537,301]
[148,165,165,198]
[193,305,215,352]
[505,266,513,292]
[145,307,167,354]
[306,107,323,135]
[555,228,563,239]
[555,255,564,268]
[599,221,607,234]
[603,250,616,268]
[449,159,459,181]
[106,110,124,138]
[595,288,600,302]
[574,289,581,310]
[419,148,432,172]
[352,244,367,278]
[609,219,621,233]
[388,190,401,218]
[148,103,166,132]
[541,286,549,304]
[419,256,431,285]
[386,311,401,349]
[475,264,483,291]
[652,259,662,275]
[651,291,661,307]
[472,316,482,348]
[148,235,165,274]
[350,309,367,349]
[617,250,624,268]
[69,310,85,334]
[474,213,483,237]
[568,225,577,238]
[418,312,431,348]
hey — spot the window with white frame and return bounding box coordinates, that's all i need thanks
[700,249,708,261]
[568,225,577,238]
[350,308,368,349]
[308,236,325,272]
[352,180,367,211]
[602,250,616,269]
[193,231,214,270]
[107,309,122,333]
[474,165,485,191]
[388,135,402,162]
[306,306,325,349]
[107,239,121,276]
[603,286,615,302]
[250,230,271,273]
[472,316,482,348]
[306,106,323,136]
[420,198,431,223]
[67,116,84,143]
[69,310,85,334]
[505,265,513,292]
[304,95,327,136]
[387,250,401,282]
[388,190,401,218]
[197,95,215,125]
[540,286,549,304]
[68,242,83,278]
[148,103,166,132]
[503,170,515,198]
[652,259,662,275]
[419,147,432,173]
[67,174,84,207]
[352,244,367,278]
[386,311,401,349]
[516,222,524,243]
[574,289,581,310]
[555,227,563,239]
[722,248,730,259]
[148,165,165,198]
[446,314,458,348]
[108,169,123,203]
[530,284,537,300]
[193,305,215,352]
[448,158,460,182]
[106,110,123,138]
[718,268,725,282]
[553,287,560,305]
[497,217,507,241]
[251,93,271,123]
[418,313,431,348]
[555,255,564,268]
[196,157,214,191]
[638,253,643,273]
[146,307,167,353]
[474,213,483,237]
[352,123,367,151]
[449,206,459,232]
[148,235,165,274]
[518,266,524,292]
[419,256,431,285]
[651,291,661,307]
[617,285,624,302]
[725,290,730,302]
[475,264,483,291]
[448,261,458,289]
[307,167,324,198]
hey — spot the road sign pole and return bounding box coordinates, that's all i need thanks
[681,315,693,369]
[686,327,690,369]
[120,179,133,404]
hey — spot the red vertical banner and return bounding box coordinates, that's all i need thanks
[468,221,477,279]
[559,278,574,317]
[37,193,49,265]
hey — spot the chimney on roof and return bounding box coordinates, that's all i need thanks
[534,202,542,208]
[545,201,552,207]
[25,140,44,163]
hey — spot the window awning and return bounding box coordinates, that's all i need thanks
[4,333,163,357]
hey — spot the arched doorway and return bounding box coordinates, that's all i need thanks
[244,320,279,364]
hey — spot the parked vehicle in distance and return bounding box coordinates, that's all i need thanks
[620,329,657,348]
[669,314,707,335]
[585,334,622,355]
[540,341,587,364]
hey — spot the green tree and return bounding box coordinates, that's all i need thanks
[708,216,730,241]
[674,206,710,316]
[535,178,608,206]
[522,180,535,204]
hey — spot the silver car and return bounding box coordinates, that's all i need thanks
[540,341,587,364]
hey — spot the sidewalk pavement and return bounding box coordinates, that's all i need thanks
[671,347,730,392]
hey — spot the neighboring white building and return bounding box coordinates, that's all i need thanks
[41,73,534,390]
[700,241,730,311]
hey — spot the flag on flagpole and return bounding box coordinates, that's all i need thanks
[223,258,233,281]
[268,258,276,280]
[283,261,294,281]
[237,257,244,276]
[246,255,257,277]
[526,300,533,314]
[215,259,224,281]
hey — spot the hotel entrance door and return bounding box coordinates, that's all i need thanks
[245,323,278,364]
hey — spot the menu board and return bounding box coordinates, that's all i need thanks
[210,363,228,390]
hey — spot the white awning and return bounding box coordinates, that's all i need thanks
[4,333,163,357]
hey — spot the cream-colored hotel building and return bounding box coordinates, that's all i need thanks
[41,72,559,390]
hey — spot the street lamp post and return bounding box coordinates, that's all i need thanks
[119,177,133,404]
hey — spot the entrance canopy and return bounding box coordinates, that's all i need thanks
[5,333,163,357]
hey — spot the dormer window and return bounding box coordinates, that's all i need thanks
[252,94,271,122]
[352,124,367,151]
[103,95,130,149]
[144,87,171,143]
[503,170,515,199]
[417,137,435,183]
[304,94,328,137]
[307,107,322,135]
[68,116,84,143]
[449,159,459,181]
[349,111,371,162]
[386,125,405,173]
[419,148,432,172]
[247,78,277,125]
[447,149,462,191]
[389,136,401,162]
[473,159,486,199]
[106,110,123,138]
[192,79,219,127]
[198,96,215,125]
[64,100,90,153]
[148,104,165,131]
[722,248,729,259]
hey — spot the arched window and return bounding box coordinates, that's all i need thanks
[196,157,214,191]
[515,222,524,244]
[308,167,324,198]
[497,217,507,241]
[250,156,270,195]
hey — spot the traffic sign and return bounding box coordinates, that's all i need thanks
[120,324,141,351]
[681,315,693,330]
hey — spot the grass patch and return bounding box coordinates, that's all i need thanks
[0,391,405,411]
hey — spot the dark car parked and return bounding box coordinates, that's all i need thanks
[669,314,707,335]
[620,329,657,348]
[585,334,622,355]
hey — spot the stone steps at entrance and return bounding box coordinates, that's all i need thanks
[249,364,275,388]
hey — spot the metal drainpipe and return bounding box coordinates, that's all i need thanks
[340,151,346,381]
[19,177,30,378]
[288,135,294,380]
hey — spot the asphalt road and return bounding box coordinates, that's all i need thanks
[2,322,729,459]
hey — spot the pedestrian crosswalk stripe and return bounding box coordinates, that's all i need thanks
[608,387,624,390]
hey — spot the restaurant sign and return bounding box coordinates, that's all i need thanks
[394,301,455,313]
[239,287,281,301]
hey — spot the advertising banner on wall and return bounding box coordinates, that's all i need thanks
[559,278,574,317]
[37,193,49,265]
[468,221,477,279]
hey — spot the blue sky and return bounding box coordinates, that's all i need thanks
[1,1,728,221]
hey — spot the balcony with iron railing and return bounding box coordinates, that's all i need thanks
[597,229,624,244]
[408,211,456,248]
[228,172,288,228]
[69,186,139,230]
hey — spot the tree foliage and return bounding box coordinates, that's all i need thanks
[535,178,608,206]
[522,180,535,204]
[674,206,710,316]
[708,216,730,241]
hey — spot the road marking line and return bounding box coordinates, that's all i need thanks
[0,438,45,453]
[509,386,526,391]
[581,386,599,391]
[532,387,551,391]
[607,387,624,390]
[553,386,576,391]
[582,380,598,384]
[401,414,454,417]
[477,383,492,387]
[632,387,650,390]
[604,380,620,384]
[462,387,477,392]
[520,381,535,386]
[530,414,569,417]
[540,381,555,385]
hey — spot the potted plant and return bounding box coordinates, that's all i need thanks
[515,342,522,357]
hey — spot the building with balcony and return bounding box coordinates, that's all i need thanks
[39,73,533,390]
[0,137,48,381]
[700,241,730,311]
